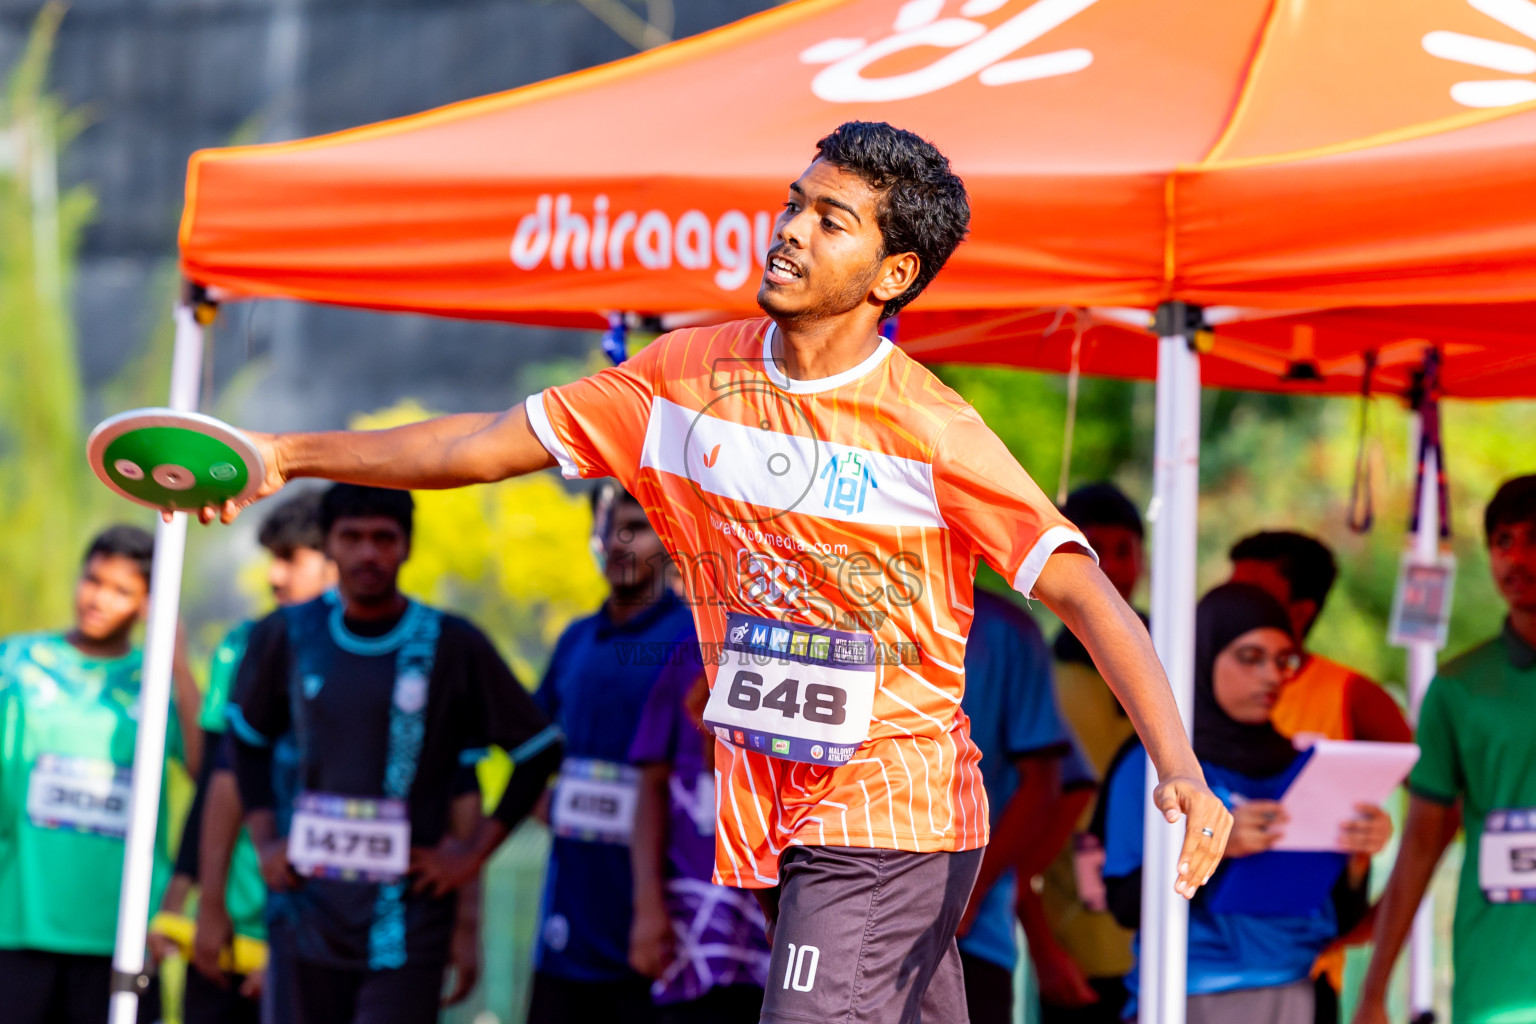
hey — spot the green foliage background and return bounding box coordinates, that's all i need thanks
[941,364,1536,690]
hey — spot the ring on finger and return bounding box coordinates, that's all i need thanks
[1200,827,1215,838]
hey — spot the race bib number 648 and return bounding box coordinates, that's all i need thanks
[703,612,877,765]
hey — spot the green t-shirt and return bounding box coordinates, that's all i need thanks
[200,621,251,734]
[201,621,266,941]
[0,633,183,955]
[1409,622,1536,1024]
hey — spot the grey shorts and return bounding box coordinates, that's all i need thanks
[754,844,984,1024]
[1186,980,1314,1024]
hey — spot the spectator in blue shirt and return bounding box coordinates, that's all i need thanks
[1100,584,1391,1024]
[528,484,696,1024]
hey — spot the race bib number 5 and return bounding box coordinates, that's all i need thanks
[288,792,410,882]
[27,753,131,838]
[703,612,877,765]
[1481,809,1536,902]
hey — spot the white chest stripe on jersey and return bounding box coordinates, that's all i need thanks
[640,396,945,529]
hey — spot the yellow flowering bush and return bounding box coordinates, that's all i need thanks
[350,400,607,684]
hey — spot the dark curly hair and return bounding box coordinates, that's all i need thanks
[258,490,326,556]
[1062,482,1144,540]
[814,121,970,319]
[320,484,415,540]
[84,524,155,585]
[1229,531,1337,610]
[1486,475,1536,541]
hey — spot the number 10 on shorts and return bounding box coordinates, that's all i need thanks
[782,943,820,992]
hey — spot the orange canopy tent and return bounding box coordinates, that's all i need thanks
[142,3,1536,1022]
[178,0,1536,395]
[898,302,1536,397]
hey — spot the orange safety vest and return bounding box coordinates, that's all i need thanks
[1271,654,1358,742]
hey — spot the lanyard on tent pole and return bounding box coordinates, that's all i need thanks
[602,313,629,365]
[1347,350,1377,534]
[592,313,629,567]
[1389,348,1456,654]
[1408,348,1449,541]
[1053,308,1084,505]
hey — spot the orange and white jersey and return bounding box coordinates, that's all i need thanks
[526,318,1093,887]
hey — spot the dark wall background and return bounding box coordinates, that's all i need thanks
[0,0,775,426]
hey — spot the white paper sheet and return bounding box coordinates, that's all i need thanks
[1272,739,1421,852]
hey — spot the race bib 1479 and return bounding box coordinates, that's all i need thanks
[27,753,132,839]
[702,612,878,766]
[287,792,411,883]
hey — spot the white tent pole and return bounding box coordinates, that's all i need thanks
[1405,414,1439,1023]
[1140,302,1201,1024]
[108,301,204,1024]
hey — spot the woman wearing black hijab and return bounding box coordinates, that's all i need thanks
[1095,584,1392,1024]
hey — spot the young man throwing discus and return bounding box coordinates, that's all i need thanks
[199,121,1231,1024]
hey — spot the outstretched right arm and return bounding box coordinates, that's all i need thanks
[198,401,555,524]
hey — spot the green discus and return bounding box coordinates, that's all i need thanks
[87,408,266,512]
